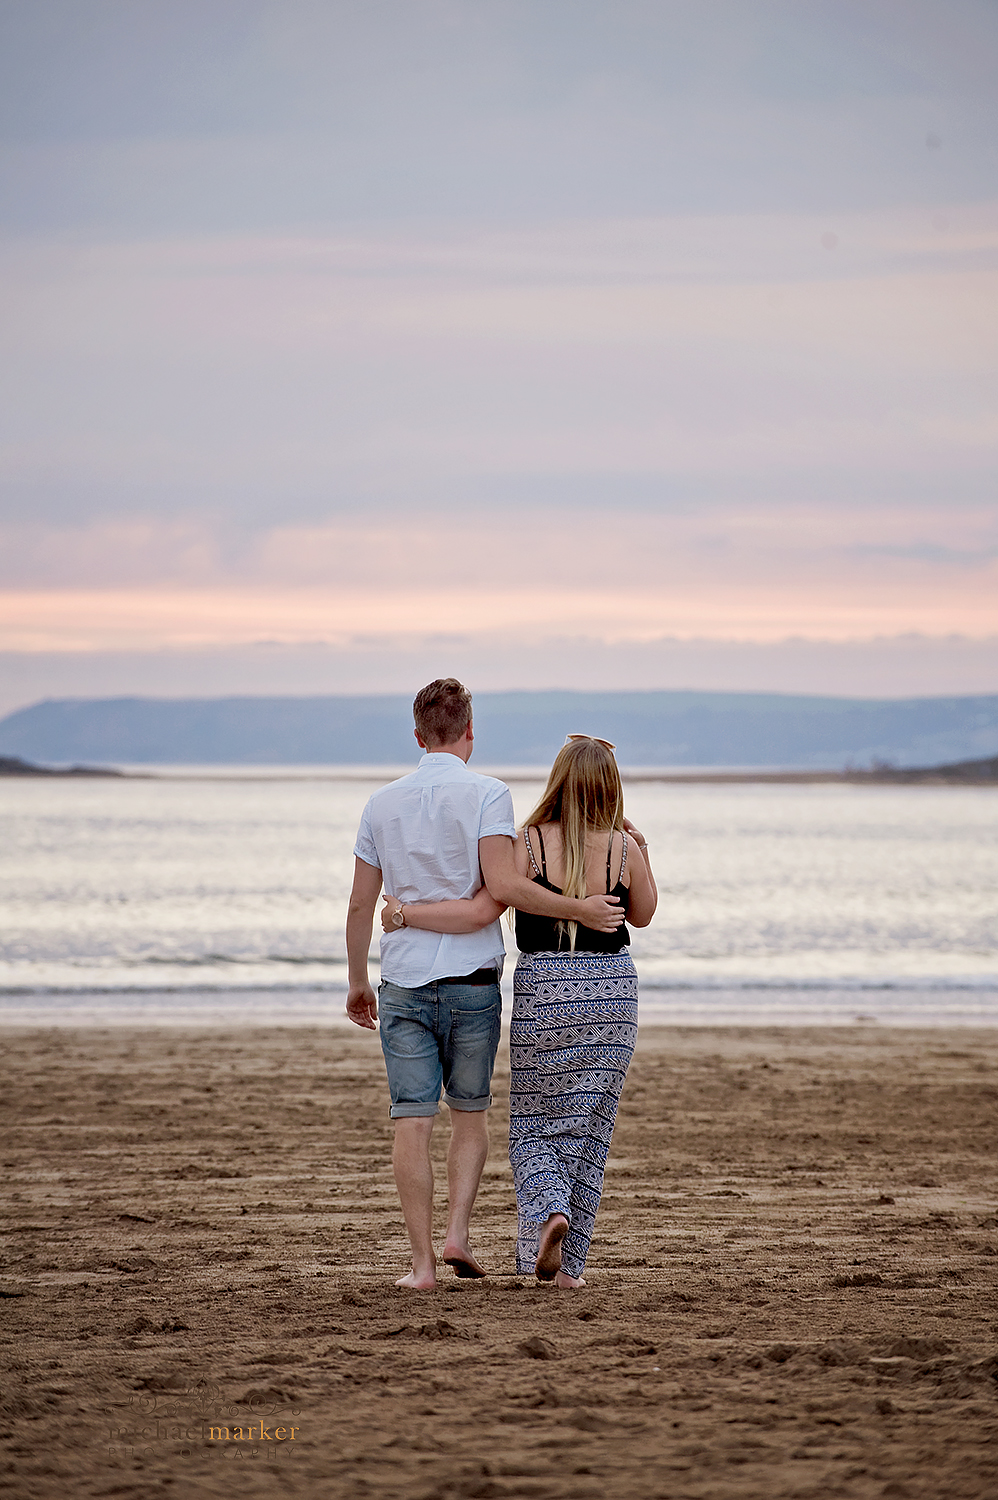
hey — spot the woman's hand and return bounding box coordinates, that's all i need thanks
[380,895,404,933]
[380,888,506,934]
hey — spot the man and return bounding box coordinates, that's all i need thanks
[345,677,624,1289]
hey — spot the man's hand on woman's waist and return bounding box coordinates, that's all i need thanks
[479,836,625,932]
[576,893,626,932]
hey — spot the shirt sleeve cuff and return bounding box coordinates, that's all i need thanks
[479,823,517,840]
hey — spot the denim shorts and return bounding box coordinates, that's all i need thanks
[378,979,502,1118]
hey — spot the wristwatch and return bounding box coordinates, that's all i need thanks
[391,903,406,929]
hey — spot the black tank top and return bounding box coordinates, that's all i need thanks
[514,826,631,955]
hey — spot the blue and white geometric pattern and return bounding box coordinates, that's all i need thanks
[509,950,638,1278]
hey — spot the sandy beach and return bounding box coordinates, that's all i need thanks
[2,1022,997,1500]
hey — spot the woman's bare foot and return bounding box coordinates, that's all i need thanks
[395,1262,437,1290]
[554,1270,586,1289]
[535,1213,569,1281]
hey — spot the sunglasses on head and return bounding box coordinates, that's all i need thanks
[564,733,616,751]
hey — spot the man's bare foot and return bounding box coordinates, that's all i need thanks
[395,1267,436,1290]
[554,1270,586,1289]
[442,1243,487,1279]
[535,1213,569,1281]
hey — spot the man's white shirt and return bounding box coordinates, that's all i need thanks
[353,752,517,988]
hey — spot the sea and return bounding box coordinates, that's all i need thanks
[1,768,996,1027]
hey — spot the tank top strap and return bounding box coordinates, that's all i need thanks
[605,832,614,893]
[523,826,542,878]
[535,825,549,880]
[620,830,628,882]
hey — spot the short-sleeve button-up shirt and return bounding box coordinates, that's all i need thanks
[353,752,517,988]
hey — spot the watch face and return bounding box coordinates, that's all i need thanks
[392,909,404,927]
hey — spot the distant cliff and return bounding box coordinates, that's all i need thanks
[861,753,998,784]
[1,691,996,768]
[0,755,122,777]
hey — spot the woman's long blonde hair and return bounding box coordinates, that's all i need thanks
[522,738,624,951]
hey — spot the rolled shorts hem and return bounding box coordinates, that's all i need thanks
[443,1092,492,1112]
[389,1101,440,1119]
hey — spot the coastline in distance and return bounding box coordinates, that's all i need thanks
[1,689,997,771]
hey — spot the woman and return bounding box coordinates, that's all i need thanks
[381,736,657,1287]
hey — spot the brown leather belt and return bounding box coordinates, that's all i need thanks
[436,968,499,986]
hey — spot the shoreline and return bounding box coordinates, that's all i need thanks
[2,982,997,1029]
[4,770,997,785]
[3,757,997,786]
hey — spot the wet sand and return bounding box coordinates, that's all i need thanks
[2,1023,997,1499]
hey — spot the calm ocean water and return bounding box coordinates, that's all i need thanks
[1,771,996,1025]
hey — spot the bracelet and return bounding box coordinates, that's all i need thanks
[637,843,649,850]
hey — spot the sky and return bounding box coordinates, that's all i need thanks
[1,0,997,716]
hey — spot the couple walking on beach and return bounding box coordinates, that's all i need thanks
[346,678,657,1289]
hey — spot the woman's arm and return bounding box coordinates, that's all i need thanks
[622,818,658,928]
[380,885,507,935]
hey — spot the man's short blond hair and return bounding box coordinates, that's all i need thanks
[413,678,473,748]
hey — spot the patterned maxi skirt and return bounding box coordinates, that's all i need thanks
[509,950,638,1278]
